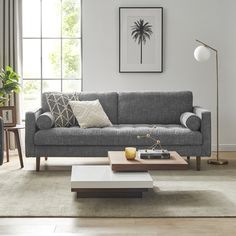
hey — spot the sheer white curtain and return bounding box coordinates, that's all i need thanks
[0,0,22,149]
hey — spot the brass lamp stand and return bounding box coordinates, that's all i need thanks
[194,39,228,165]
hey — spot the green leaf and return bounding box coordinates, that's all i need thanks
[0,66,21,104]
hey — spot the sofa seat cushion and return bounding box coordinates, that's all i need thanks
[34,124,202,146]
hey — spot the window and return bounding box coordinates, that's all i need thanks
[22,0,82,114]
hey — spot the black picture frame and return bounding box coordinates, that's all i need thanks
[119,7,163,73]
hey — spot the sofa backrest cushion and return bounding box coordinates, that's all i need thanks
[42,92,118,124]
[118,91,193,124]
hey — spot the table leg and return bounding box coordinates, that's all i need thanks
[5,130,9,162]
[14,130,24,168]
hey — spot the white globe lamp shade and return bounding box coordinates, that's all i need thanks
[194,45,211,62]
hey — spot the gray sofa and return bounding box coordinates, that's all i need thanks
[25,91,211,171]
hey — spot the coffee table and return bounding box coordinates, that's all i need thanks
[71,165,153,198]
[108,151,188,171]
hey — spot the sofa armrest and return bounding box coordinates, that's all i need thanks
[0,117,3,165]
[25,108,43,157]
[193,106,211,156]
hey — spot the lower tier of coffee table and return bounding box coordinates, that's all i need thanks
[71,165,153,198]
[72,188,149,198]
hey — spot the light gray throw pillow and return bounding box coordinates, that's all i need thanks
[180,112,201,131]
[36,112,55,130]
[69,100,112,128]
[46,92,79,127]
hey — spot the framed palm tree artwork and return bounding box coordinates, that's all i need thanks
[119,7,163,73]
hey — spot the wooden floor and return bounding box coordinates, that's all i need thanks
[0,152,236,235]
[0,218,236,236]
[0,218,236,235]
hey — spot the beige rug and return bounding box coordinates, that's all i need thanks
[0,154,236,217]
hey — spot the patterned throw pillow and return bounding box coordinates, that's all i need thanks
[69,100,112,128]
[46,93,79,127]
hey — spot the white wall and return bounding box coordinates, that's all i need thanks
[83,0,236,151]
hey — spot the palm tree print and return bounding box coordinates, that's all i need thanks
[131,19,153,64]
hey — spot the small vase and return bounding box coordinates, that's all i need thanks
[125,147,136,160]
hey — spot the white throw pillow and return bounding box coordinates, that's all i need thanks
[69,100,112,128]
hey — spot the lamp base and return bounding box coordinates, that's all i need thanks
[207,159,228,165]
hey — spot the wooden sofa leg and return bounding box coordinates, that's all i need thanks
[187,156,190,163]
[196,156,201,171]
[36,157,41,172]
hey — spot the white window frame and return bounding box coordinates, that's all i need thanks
[22,0,83,98]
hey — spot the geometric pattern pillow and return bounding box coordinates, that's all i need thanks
[69,100,112,128]
[46,93,79,127]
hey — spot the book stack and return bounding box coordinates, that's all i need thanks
[138,149,171,160]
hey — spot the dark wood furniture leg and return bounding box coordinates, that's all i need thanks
[3,125,25,167]
[187,156,190,163]
[36,157,41,172]
[196,156,201,171]
[13,129,24,168]
[5,130,9,162]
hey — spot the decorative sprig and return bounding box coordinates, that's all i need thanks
[137,126,163,150]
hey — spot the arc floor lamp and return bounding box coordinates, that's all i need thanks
[194,39,228,165]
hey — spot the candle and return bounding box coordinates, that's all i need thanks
[125,147,136,160]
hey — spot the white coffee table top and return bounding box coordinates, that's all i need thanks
[71,165,153,189]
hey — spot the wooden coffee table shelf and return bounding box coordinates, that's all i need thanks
[108,151,188,171]
[72,188,148,198]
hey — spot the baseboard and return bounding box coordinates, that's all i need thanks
[212,144,236,152]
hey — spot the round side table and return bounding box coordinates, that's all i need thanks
[4,124,24,168]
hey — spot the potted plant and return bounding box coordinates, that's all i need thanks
[0,66,21,106]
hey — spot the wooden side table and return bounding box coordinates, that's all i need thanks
[4,124,24,168]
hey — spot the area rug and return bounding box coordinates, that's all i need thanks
[0,156,236,217]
